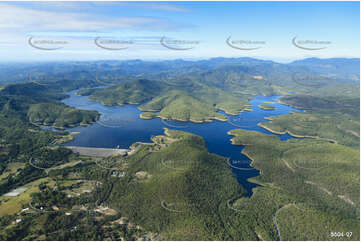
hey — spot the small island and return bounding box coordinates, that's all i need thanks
[258,104,276,111]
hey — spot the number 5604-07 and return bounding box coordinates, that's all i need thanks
[330,232,352,238]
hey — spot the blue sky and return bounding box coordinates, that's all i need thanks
[0,1,359,62]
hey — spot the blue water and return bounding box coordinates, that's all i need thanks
[62,90,302,196]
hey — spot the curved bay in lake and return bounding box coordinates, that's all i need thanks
[62,90,303,196]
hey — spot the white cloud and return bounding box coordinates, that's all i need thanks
[125,3,191,12]
[91,2,191,13]
[0,3,186,32]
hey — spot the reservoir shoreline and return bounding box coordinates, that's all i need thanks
[61,90,303,196]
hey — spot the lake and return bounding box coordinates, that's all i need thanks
[62,90,302,196]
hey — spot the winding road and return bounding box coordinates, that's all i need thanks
[273,203,307,241]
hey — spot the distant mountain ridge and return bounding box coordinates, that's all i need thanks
[0,57,359,84]
[289,57,360,80]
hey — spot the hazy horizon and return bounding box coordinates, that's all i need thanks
[0,56,360,65]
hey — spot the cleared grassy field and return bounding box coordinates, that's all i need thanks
[0,177,55,216]
[0,162,25,180]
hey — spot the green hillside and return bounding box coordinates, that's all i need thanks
[139,90,227,122]
[260,91,360,148]
[107,129,250,240]
[28,103,99,129]
[228,129,360,240]
[80,78,252,122]
[78,79,165,106]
